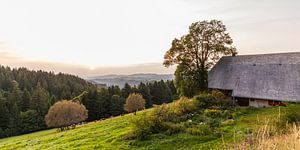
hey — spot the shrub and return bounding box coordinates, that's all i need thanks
[276,109,300,129]
[163,122,185,135]
[172,97,198,116]
[206,118,221,128]
[126,113,153,140]
[186,124,212,136]
[284,110,300,124]
[204,109,223,118]
[45,100,88,131]
[127,97,199,139]
[221,110,234,119]
[193,90,234,109]
[124,93,146,115]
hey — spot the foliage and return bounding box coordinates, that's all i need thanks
[193,90,234,109]
[137,82,152,108]
[276,108,300,128]
[45,100,88,130]
[149,80,173,105]
[0,65,95,137]
[164,20,237,97]
[128,97,198,139]
[0,92,9,131]
[204,109,223,118]
[125,113,153,140]
[124,93,146,114]
[186,124,212,136]
[109,95,125,116]
[283,110,300,124]
[19,110,44,133]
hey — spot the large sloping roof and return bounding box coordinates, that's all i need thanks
[208,52,300,102]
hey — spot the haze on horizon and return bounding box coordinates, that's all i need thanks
[0,0,299,77]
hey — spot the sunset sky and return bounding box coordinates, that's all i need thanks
[0,0,299,77]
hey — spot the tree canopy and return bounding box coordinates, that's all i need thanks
[45,100,88,130]
[164,20,237,97]
[124,93,146,115]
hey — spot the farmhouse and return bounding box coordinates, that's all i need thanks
[208,52,300,107]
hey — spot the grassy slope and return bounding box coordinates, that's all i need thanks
[0,105,299,150]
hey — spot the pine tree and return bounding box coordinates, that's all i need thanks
[8,80,22,109]
[21,89,31,111]
[0,92,9,129]
[81,89,98,121]
[7,102,20,136]
[108,85,121,97]
[5,80,22,136]
[30,82,50,115]
[138,82,152,108]
[166,80,178,100]
[121,83,132,98]
[109,95,125,116]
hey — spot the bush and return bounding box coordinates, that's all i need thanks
[186,124,212,136]
[45,100,88,131]
[276,109,300,129]
[127,97,198,139]
[193,90,234,109]
[284,110,300,124]
[163,122,185,135]
[206,118,221,128]
[126,113,153,140]
[172,97,198,115]
[204,109,223,118]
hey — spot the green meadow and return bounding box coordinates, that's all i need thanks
[0,105,299,150]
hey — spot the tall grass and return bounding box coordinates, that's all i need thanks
[228,106,300,150]
[255,125,300,150]
[229,124,300,150]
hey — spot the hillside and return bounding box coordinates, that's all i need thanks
[0,65,178,139]
[87,74,174,88]
[1,104,299,150]
[0,65,96,138]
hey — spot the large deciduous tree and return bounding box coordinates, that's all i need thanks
[164,20,237,97]
[45,100,88,131]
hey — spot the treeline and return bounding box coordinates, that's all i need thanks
[0,65,95,138]
[0,65,177,138]
[82,81,178,121]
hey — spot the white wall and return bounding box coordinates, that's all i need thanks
[249,99,270,108]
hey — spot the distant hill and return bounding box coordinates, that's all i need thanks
[87,73,174,87]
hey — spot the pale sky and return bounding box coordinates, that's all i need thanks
[0,0,299,77]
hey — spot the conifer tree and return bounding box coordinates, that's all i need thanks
[138,82,152,108]
[30,82,50,115]
[121,83,132,98]
[0,92,9,129]
[21,89,31,111]
[109,95,125,116]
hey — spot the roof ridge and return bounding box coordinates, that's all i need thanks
[223,52,300,58]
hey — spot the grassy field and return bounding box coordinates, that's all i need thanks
[0,105,299,150]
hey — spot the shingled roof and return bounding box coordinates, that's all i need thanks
[208,52,300,102]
